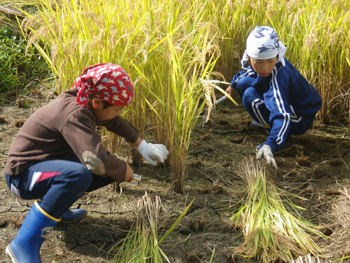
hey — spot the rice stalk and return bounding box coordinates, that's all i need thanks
[126,0,221,192]
[231,158,326,263]
[113,192,194,262]
[20,0,222,192]
[0,0,33,32]
[200,78,238,124]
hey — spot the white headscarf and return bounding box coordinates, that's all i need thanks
[241,26,287,69]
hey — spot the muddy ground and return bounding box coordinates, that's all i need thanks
[1,86,350,263]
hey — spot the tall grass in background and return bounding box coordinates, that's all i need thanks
[209,0,350,124]
[18,0,350,192]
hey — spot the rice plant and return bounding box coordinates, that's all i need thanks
[113,192,194,262]
[20,0,221,192]
[231,158,326,263]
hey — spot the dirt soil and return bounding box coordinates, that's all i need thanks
[1,86,350,263]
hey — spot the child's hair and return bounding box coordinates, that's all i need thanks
[102,101,113,109]
[88,94,113,109]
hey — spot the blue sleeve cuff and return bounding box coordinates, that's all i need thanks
[265,138,277,153]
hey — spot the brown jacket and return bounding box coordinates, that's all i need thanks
[4,89,139,183]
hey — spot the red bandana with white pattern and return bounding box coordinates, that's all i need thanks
[72,63,134,107]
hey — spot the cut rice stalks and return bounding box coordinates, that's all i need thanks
[113,192,194,263]
[231,158,326,263]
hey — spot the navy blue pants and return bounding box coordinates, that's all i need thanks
[236,76,315,135]
[4,155,114,219]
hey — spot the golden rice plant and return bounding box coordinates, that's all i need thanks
[113,192,194,262]
[231,158,326,263]
[126,0,221,191]
[20,0,221,192]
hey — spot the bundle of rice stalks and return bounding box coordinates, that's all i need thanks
[231,158,326,263]
[114,192,194,263]
[291,253,333,263]
[327,186,350,261]
[332,187,350,228]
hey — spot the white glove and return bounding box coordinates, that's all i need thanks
[256,144,277,169]
[137,140,169,166]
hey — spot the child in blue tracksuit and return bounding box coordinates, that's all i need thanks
[226,26,322,169]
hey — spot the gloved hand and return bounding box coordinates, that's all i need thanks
[137,140,169,166]
[256,144,277,169]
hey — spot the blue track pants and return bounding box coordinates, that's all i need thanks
[4,155,114,218]
[235,76,315,135]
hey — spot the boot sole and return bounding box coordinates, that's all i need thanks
[6,245,18,263]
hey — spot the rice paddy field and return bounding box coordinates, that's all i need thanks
[1,0,350,262]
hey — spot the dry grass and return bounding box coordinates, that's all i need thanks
[326,186,350,261]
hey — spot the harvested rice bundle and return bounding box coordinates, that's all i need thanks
[231,158,325,263]
[114,192,193,263]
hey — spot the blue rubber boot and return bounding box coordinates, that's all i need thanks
[61,208,87,224]
[6,201,60,263]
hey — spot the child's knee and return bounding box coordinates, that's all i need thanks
[236,77,255,97]
[67,166,93,192]
[241,87,258,108]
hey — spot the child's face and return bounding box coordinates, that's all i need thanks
[249,56,277,77]
[92,98,124,120]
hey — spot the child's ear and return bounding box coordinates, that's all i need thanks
[92,98,102,109]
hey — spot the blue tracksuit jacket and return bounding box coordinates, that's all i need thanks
[230,59,322,152]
